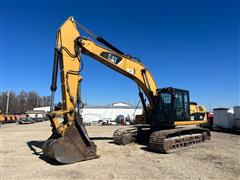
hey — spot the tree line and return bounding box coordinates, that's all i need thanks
[0,91,51,114]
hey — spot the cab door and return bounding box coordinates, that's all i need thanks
[173,89,190,121]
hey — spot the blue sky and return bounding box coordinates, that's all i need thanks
[0,0,239,109]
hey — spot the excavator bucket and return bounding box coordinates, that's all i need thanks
[42,115,99,164]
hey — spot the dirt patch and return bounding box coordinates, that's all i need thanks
[1,122,239,179]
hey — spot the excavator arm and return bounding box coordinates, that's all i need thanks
[42,18,99,164]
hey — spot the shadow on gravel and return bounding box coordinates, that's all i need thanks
[90,137,113,140]
[139,146,161,154]
[108,141,115,144]
[27,141,62,165]
[211,130,240,135]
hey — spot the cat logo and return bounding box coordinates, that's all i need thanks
[100,52,122,65]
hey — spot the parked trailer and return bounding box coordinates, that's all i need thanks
[213,106,240,130]
[0,115,17,124]
[233,106,240,130]
[234,106,240,117]
[0,115,4,123]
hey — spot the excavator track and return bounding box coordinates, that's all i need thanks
[149,127,211,153]
[113,127,138,145]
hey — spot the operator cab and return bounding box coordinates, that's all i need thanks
[157,87,190,125]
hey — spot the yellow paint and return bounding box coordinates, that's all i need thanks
[175,120,207,126]
[0,115,4,122]
[57,17,80,112]
[80,39,157,106]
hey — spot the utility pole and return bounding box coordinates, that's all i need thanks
[6,90,9,114]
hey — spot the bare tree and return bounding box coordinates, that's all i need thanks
[42,96,51,106]
[0,90,50,114]
[26,91,39,110]
[16,91,28,114]
[0,92,8,114]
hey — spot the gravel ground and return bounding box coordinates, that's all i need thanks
[0,122,239,179]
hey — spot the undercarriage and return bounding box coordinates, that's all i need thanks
[113,125,211,153]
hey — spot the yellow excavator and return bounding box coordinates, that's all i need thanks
[42,17,210,164]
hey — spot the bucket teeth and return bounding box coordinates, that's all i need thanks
[42,121,99,164]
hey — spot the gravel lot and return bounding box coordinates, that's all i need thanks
[0,122,239,179]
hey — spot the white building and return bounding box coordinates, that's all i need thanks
[81,102,142,123]
[33,102,143,123]
[25,110,46,118]
[34,106,50,112]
